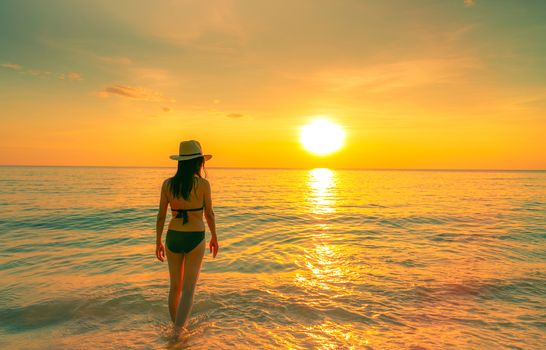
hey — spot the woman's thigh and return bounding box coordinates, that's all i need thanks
[166,244,184,289]
[182,239,205,292]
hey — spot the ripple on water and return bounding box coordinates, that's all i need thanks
[0,167,544,349]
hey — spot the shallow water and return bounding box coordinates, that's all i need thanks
[0,166,545,349]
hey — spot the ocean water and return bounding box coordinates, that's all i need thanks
[0,166,544,350]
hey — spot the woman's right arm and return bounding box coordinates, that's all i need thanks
[155,179,169,262]
[203,179,218,257]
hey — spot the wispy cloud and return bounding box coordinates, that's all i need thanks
[306,57,481,93]
[59,72,83,81]
[226,113,244,118]
[1,62,83,81]
[97,56,133,65]
[28,70,52,77]
[464,0,476,7]
[97,84,174,103]
[0,63,22,70]
[143,1,248,48]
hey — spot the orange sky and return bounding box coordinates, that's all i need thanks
[0,1,545,169]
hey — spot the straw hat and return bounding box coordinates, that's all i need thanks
[169,140,212,161]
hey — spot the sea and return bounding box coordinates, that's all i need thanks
[0,166,544,349]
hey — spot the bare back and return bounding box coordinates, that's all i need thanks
[166,176,206,232]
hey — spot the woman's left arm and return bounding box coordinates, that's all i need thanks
[155,180,169,261]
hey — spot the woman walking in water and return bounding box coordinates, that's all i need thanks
[155,140,219,333]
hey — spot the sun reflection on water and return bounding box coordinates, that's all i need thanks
[307,168,337,215]
[298,168,346,290]
[293,168,379,347]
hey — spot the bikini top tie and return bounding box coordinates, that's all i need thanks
[171,206,204,224]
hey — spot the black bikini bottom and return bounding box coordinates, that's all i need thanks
[166,230,205,254]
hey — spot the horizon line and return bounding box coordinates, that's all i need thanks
[0,164,544,172]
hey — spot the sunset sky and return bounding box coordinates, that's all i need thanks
[1,0,545,170]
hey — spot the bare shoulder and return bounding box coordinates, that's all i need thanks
[162,178,173,192]
[197,176,210,187]
[196,177,210,191]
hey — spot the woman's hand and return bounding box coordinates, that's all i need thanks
[209,236,219,258]
[156,242,166,262]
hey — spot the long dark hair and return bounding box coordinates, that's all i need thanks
[167,156,207,200]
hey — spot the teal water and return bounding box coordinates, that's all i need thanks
[0,166,545,349]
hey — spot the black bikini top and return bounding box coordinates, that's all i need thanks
[171,205,204,224]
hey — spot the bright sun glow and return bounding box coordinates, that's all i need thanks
[300,118,346,155]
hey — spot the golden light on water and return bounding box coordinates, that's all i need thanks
[295,168,374,347]
[297,168,345,290]
[300,118,346,156]
[307,168,336,215]
[308,168,334,191]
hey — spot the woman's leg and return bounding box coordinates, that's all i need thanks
[166,244,184,323]
[174,238,206,329]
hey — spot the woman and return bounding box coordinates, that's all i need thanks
[155,140,219,331]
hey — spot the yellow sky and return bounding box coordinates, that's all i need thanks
[0,1,545,169]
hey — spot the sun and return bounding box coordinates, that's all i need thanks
[300,117,346,155]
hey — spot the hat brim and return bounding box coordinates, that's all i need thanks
[170,154,212,161]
